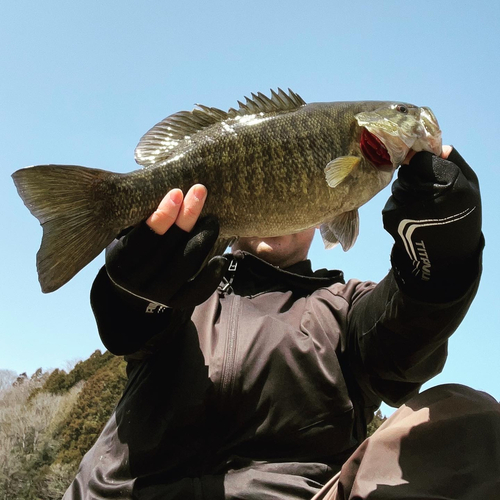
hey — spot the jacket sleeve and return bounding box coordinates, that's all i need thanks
[344,247,483,408]
[90,266,176,356]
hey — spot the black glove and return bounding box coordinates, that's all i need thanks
[105,216,229,310]
[382,148,483,300]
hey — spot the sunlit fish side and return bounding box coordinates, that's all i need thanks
[12,88,442,292]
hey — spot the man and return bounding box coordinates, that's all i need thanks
[64,146,499,499]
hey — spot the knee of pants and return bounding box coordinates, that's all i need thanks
[405,383,498,414]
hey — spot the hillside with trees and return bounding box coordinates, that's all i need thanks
[0,351,127,499]
[0,352,386,498]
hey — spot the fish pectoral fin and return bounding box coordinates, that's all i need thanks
[320,209,359,251]
[324,156,361,188]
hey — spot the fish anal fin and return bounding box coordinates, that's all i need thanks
[324,156,361,188]
[320,209,360,252]
[320,223,340,250]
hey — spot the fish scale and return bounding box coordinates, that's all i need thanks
[12,89,442,292]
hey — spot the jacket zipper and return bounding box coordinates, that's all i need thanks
[220,294,240,399]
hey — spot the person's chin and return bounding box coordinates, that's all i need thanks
[253,237,299,267]
[233,230,314,268]
[254,237,289,253]
[233,236,286,264]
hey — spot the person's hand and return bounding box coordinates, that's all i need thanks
[402,145,453,164]
[146,184,207,235]
[383,146,482,299]
[105,185,229,310]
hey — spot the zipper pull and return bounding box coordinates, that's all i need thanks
[219,258,238,295]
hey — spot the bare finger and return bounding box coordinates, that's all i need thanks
[146,188,183,235]
[175,184,207,232]
[440,145,453,159]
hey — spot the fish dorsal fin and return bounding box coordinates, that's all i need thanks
[135,105,230,167]
[135,88,306,167]
[320,209,360,251]
[227,88,306,117]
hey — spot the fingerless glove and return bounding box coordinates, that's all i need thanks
[382,149,483,301]
[105,216,228,310]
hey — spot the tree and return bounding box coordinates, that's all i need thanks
[41,350,116,396]
[367,409,387,437]
[55,355,127,465]
[0,351,127,498]
[0,369,17,393]
[0,376,74,499]
[40,462,78,500]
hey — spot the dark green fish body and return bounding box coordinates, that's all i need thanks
[100,101,393,233]
[12,89,442,292]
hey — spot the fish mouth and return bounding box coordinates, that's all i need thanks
[360,128,393,171]
[356,105,442,168]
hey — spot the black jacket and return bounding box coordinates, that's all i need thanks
[63,248,481,500]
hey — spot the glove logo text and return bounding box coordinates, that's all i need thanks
[414,240,431,281]
[397,207,476,282]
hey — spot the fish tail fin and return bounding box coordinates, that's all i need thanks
[12,164,118,292]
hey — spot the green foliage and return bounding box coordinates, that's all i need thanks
[55,355,127,465]
[0,350,127,500]
[367,409,387,437]
[0,376,66,499]
[41,350,116,395]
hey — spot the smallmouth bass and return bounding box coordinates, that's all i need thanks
[12,88,442,292]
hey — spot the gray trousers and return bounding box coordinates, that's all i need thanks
[312,384,500,500]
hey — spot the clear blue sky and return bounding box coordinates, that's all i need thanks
[1,1,499,409]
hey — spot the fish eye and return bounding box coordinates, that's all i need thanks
[396,105,408,114]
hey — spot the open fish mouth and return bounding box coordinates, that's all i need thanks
[360,128,392,171]
[355,104,442,168]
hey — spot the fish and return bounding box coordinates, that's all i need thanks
[12,88,442,293]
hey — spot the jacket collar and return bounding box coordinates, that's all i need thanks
[224,250,344,297]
